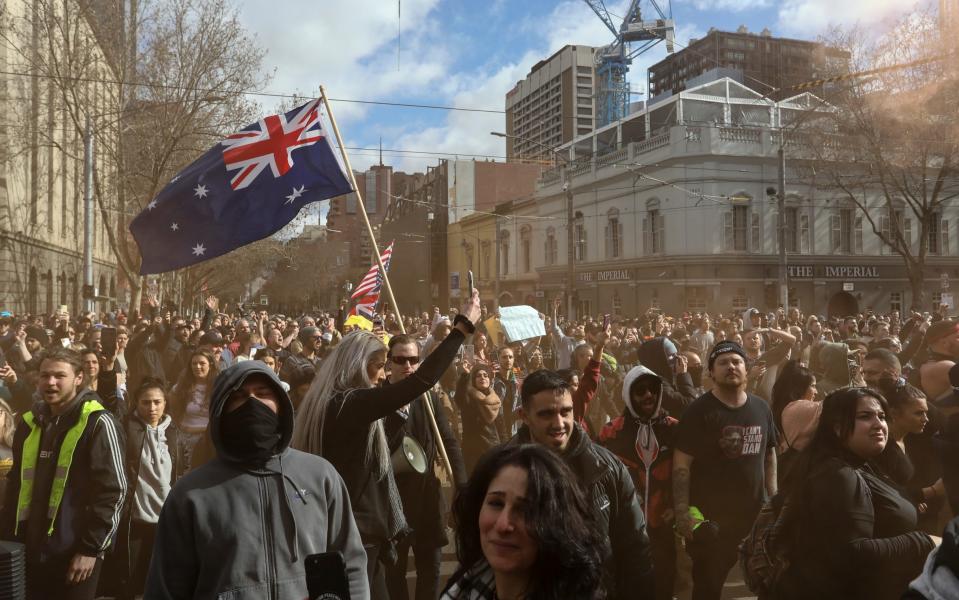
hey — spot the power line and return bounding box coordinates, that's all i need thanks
[0,68,506,114]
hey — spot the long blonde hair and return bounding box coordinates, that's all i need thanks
[291,331,391,478]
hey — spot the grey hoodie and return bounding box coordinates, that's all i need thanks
[144,361,369,599]
[131,414,174,524]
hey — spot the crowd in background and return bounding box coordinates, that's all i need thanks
[0,292,956,600]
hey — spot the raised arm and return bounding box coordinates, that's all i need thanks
[334,291,482,427]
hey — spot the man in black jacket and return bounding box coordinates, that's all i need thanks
[383,334,467,600]
[512,369,655,600]
[0,347,127,599]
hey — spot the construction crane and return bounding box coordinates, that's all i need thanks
[583,0,675,127]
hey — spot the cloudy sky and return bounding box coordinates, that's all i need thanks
[234,0,926,175]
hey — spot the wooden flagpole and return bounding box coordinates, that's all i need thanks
[319,87,455,482]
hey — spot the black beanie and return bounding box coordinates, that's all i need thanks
[708,341,748,370]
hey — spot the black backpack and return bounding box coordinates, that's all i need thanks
[739,493,794,597]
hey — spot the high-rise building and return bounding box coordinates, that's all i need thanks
[647,27,848,102]
[505,45,598,163]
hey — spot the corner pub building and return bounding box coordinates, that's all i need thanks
[526,78,958,318]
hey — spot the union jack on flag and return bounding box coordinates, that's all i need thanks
[222,99,325,191]
[350,293,380,319]
[129,98,352,274]
[351,241,394,300]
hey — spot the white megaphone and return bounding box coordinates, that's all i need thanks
[391,435,428,475]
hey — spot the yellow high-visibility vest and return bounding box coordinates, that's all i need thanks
[15,400,106,536]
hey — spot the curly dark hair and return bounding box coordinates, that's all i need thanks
[447,444,608,599]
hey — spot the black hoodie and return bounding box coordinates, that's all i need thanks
[145,361,369,599]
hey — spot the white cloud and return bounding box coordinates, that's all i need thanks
[388,0,697,172]
[235,1,692,173]
[675,0,770,11]
[776,0,924,36]
[236,0,450,122]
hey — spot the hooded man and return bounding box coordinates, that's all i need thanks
[636,336,696,417]
[145,361,368,599]
[601,365,680,600]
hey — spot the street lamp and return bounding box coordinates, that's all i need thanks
[491,131,576,321]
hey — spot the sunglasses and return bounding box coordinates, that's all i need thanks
[632,383,657,395]
[390,355,420,366]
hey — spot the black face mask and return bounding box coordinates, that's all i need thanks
[220,397,281,463]
[689,365,704,388]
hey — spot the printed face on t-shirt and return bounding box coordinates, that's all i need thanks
[718,425,765,459]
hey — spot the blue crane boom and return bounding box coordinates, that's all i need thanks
[582,0,675,127]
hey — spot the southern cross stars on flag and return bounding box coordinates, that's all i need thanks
[129,99,353,274]
[350,241,394,319]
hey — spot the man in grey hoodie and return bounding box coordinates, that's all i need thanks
[145,361,369,599]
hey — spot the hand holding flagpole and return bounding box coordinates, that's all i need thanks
[320,87,455,482]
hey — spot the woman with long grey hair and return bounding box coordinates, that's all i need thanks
[292,291,481,599]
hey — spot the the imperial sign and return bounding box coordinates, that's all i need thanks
[787,265,881,279]
[578,269,632,282]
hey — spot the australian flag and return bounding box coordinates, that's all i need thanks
[130,99,353,274]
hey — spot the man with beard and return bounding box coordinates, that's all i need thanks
[600,365,681,600]
[279,326,324,383]
[672,341,777,600]
[511,369,654,599]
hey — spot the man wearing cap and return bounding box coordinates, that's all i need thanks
[197,331,230,371]
[672,341,777,600]
[741,308,763,332]
[146,361,369,598]
[919,319,959,402]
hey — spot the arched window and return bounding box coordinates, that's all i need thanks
[829,200,863,255]
[605,208,623,258]
[72,277,79,315]
[545,227,558,266]
[574,211,586,262]
[45,270,54,315]
[499,229,510,276]
[643,199,664,254]
[59,271,67,307]
[723,194,760,252]
[781,195,811,254]
[520,226,532,273]
[28,268,38,315]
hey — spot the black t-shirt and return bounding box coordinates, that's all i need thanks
[675,391,777,529]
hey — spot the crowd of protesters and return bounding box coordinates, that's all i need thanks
[0,291,957,600]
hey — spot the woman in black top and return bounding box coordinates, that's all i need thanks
[291,291,481,599]
[874,379,945,534]
[776,387,938,600]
